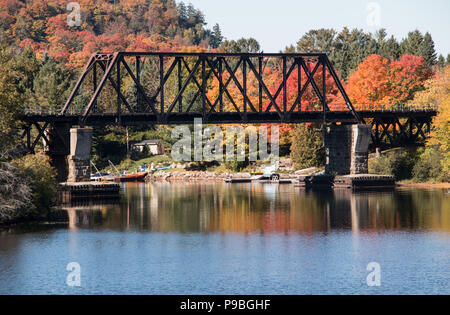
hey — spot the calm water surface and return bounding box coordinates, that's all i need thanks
[0,182,449,294]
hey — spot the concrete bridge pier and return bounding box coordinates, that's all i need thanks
[46,126,93,182]
[45,123,71,182]
[323,124,371,175]
[67,128,93,182]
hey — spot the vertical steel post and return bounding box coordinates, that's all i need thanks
[117,58,121,123]
[322,57,326,122]
[136,56,140,111]
[259,57,263,113]
[160,55,164,113]
[202,56,206,116]
[282,56,287,115]
[243,57,247,115]
[298,58,301,112]
[178,58,182,112]
[93,61,97,111]
[219,57,223,112]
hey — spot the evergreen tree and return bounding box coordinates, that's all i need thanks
[329,28,377,80]
[419,32,437,66]
[33,58,73,113]
[447,54,450,65]
[437,55,446,68]
[219,38,261,53]
[8,48,40,99]
[209,23,223,49]
[296,28,336,53]
[400,30,424,56]
[379,35,401,60]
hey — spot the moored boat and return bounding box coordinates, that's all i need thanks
[114,172,148,182]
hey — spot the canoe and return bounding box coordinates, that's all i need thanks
[114,172,148,182]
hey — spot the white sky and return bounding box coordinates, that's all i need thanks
[183,0,450,56]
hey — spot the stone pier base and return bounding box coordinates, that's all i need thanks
[323,124,371,175]
[67,156,90,182]
[66,128,93,183]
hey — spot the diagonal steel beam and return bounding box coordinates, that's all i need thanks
[167,58,202,113]
[81,53,120,125]
[265,58,298,113]
[97,58,134,115]
[222,57,258,113]
[246,58,283,117]
[61,55,96,114]
[206,57,243,115]
[120,57,157,114]
[324,57,364,124]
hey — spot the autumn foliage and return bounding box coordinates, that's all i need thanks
[409,65,450,178]
[346,54,432,108]
[1,0,221,68]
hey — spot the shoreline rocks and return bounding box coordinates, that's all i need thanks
[145,171,295,182]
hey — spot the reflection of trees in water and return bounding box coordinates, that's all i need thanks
[65,184,450,233]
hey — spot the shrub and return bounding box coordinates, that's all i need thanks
[290,124,325,170]
[369,148,420,180]
[12,153,58,216]
[0,161,33,223]
[412,147,444,182]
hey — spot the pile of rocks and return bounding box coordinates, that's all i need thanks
[146,171,296,182]
[146,171,227,182]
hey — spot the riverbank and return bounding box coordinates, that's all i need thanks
[145,171,296,182]
[146,171,450,189]
[0,209,68,229]
[397,181,450,189]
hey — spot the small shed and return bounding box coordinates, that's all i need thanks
[132,140,165,155]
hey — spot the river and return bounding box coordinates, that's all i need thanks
[0,182,449,294]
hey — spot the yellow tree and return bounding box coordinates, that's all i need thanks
[409,65,450,177]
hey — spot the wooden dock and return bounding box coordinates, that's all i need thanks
[59,182,121,204]
[333,175,395,190]
[294,174,395,190]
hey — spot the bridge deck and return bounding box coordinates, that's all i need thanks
[19,109,436,126]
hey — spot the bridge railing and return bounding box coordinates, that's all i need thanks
[23,103,438,115]
[24,104,68,115]
[352,103,438,112]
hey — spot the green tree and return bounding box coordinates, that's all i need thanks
[400,30,424,56]
[33,58,74,113]
[329,28,377,80]
[219,38,261,53]
[297,28,336,53]
[437,55,446,68]
[0,47,39,152]
[378,35,401,60]
[290,124,325,169]
[210,23,223,49]
[419,32,437,66]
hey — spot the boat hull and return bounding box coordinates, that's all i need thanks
[114,172,148,182]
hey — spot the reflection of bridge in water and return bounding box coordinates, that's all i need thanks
[62,183,450,233]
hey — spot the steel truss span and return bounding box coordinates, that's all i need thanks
[57,52,363,125]
[18,52,437,152]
